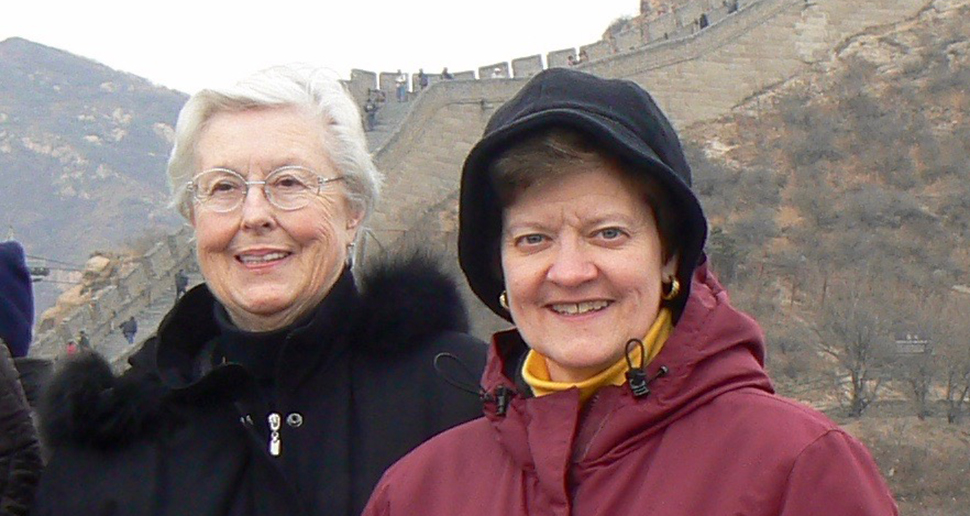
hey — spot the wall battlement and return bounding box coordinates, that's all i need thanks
[344,0,764,107]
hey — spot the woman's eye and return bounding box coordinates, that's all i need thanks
[211,181,240,194]
[518,234,545,246]
[599,228,624,239]
[271,175,307,190]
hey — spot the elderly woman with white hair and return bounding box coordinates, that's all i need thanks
[32,65,486,516]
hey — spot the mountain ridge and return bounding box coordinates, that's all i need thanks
[0,37,188,313]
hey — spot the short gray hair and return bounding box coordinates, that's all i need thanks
[167,64,382,224]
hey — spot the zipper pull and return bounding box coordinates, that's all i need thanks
[268,412,281,456]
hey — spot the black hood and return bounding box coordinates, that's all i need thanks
[458,68,708,320]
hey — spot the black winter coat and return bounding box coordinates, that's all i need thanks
[33,256,487,516]
[0,339,42,516]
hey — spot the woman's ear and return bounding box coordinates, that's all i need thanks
[662,252,679,280]
[344,206,364,244]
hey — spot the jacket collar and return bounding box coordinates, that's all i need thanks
[154,268,359,394]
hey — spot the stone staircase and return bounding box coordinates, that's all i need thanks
[98,270,203,370]
[365,97,414,152]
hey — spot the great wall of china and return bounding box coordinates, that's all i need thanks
[30,0,934,358]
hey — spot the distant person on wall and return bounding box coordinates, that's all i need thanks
[441,67,453,80]
[491,66,504,79]
[395,69,408,102]
[364,98,378,131]
[174,268,188,300]
[32,64,486,516]
[417,69,429,90]
[119,316,137,345]
[64,341,77,356]
[362,68,899,516]
[76,330,91,352]
[0,240,45,515]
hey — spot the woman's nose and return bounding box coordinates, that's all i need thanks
[546,240,596,286]
[240,185,276,229]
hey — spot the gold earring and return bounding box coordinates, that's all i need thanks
[662,277,681,301]
[499,290,510,310]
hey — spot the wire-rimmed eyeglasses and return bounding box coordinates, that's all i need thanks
[187,166,344,213]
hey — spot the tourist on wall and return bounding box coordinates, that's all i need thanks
[417,69,429,90]
[364,88,385,132]
[33,64,486,516]
[363,68,899,516]
[395,69,408,102]
[441,67,453,80]
[119,316,137,345]
[0,240,44,515]
[174,268,189,300]
[76,330,90,352]
[364,97,379,131]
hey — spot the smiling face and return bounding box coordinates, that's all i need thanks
[500,163,677,383]
[191,106,361,332]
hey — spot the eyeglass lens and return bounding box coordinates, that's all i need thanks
[193,167,322,212]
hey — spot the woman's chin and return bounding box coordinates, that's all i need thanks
[225,296,301,330]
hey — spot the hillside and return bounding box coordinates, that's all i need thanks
[0,37,187,312]
[683,0,970,341]
[681,2,970,512]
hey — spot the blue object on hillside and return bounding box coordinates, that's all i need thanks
[0,241,33,357]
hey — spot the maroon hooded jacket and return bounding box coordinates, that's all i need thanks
[363,265,898,516]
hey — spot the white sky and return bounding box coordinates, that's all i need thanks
[1,0,639,94]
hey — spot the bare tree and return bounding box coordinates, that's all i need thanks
[939,302,970,424]
[898,350,936,420]
[891,300,941,420]
[814,284,890,417]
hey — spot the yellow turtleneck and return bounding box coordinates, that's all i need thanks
[522,308,674,403]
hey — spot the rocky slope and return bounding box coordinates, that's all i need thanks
[0,37,187,312]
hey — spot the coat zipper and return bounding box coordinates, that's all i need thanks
[268,412,282,456]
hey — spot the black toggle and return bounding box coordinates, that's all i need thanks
[624,339,668,399]
[433,352,516,417]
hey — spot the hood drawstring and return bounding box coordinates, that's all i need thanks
[434,352,515,417]
[624,339,668,399]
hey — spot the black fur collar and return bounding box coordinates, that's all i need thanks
[39,252,470,449]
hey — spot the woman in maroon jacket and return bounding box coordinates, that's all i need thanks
[362,68,898,516]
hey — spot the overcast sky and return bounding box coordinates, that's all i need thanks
[1,0,639,94]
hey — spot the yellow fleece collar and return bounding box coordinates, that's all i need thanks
[522,308,674,403]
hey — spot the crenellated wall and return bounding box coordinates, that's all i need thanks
[368,0,931,238]
[344,0,762,99]
[343,0,928,136]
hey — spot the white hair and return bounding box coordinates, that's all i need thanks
[167,64,382,226]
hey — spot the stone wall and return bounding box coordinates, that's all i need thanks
[346,0,927,110]
[369,0,931,239]
[31,226,196,358]
[583,0,928,125]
